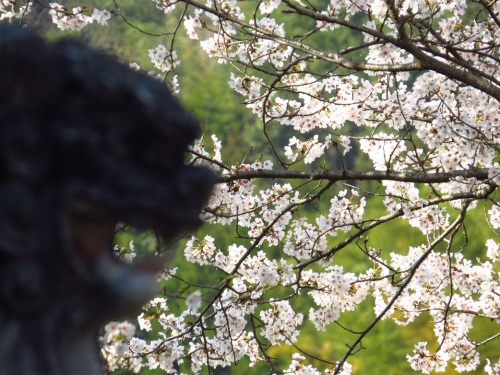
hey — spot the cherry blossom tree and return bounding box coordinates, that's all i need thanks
[5,0,500,373]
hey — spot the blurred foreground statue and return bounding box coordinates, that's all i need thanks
[0,24,214,374]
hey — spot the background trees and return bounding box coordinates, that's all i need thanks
[5,0,500,373]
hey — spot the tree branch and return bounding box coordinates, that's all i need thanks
[218,168,491,184]
[334,202,470,374]
[182,0,423,72]
[283,0,500,101]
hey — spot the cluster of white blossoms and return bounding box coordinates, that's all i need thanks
[38,0,500,373]
[148,45,180,73]
[486,359,500,375]
[0,0,31,20]
[260,300,303,344]
[48,3,111,31]
[113,240,137,264]
[369,244,500,373]
[304,265,368,332]
[151,0,177,14]
[101,321,140,372]
[285,135,333,164]
[284,353,352,375]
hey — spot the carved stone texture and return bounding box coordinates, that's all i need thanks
[0,24,214,374]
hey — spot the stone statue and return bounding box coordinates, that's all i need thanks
[0,24,214,374]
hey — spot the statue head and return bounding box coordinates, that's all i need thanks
[0,24,214,374]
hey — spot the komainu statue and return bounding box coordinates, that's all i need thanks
[0,24,214,374]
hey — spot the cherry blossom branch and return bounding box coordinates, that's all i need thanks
[182,0,424,72]
[142,180,336,358]
[189,149,231,171]
[295,187,491,270]
[284,0,500,101]
[333,201,471,374]
[384,1,500,100]
[218,168,491,184]
[478,0,500,28]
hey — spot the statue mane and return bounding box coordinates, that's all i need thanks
[0,24,214,375]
